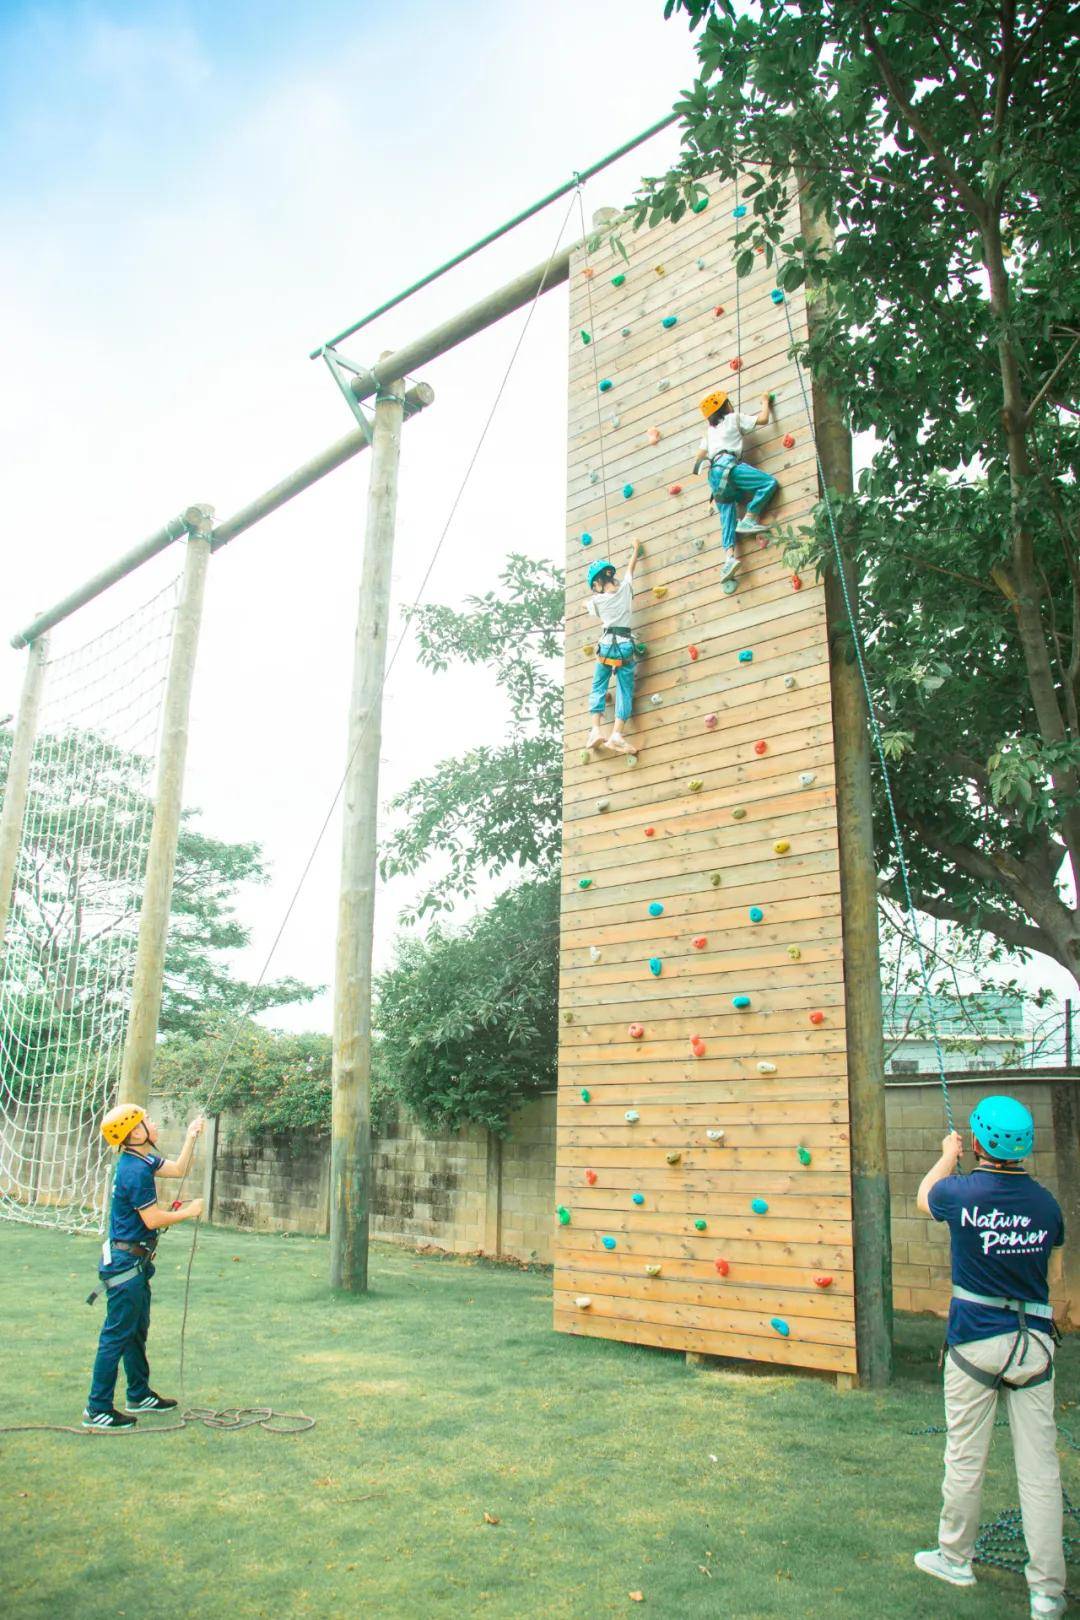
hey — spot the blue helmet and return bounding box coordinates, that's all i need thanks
[587,560,616,590]
[969,1095,1034,1160]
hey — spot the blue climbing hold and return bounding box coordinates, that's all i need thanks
[751,1197,769,1214]
[770,289,785,304]
[661,315,678,329]
[649,958,663,976]
[733,995,751,1009]
[602,1235,617,1251]
[632,1192,645,1206]
[770,1317,790,1337]
[733,204,747,219]
[738,649,753,663]
[648,902,664,917]
[599,379,613,393]
[622,484,634,499]
[581,532,593,547]
[749,907,764,923]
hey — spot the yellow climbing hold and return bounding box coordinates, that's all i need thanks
[689,779,704,793]
[652,585,668,600]
[774,839,791,854]
[787,945,802,961]
[732,807,747,820]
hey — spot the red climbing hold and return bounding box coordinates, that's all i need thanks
[690,1034,707,1058]
[691,936,707,950]
[730,357,743,371]
[782,433,796,449]
[704,714,718,730]
[713,306,725,317]
[170,1199,184,1212]
[688,645,699,661]
[792,574,803,591]
[629,1023,645,1040]
[668,483,683,496]
[644,826,656,837]
[813,1275,834,1289]
[754,740,767,756]
[809,1010,825,1026]
[714,1257,730,1276]
[585,1168,598,1186]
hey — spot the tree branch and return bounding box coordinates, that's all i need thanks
[1023,338,1080,427]
[881,881,1066,968]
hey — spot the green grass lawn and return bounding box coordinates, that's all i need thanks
[2,1223,1075,1620]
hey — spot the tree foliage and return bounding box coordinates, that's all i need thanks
[373,878,559,1134]
[379,555,564,918]
[634,0,1080,979]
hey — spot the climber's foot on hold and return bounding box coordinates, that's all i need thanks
[720,554,739,582]
[604,734,636,755]
[585,728,605,750]
[735,516,767,536]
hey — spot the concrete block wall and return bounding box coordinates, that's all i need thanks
[370,1109,489,1254]
[496,1094,558,1260]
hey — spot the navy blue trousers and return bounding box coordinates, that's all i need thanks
[87,1266,154,1413]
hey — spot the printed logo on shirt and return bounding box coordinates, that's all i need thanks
[960,1205,1050,1255]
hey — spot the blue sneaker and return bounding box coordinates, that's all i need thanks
[914,1548,976,1587]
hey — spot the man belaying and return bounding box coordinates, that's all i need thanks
[914,1095,1066,1618]
[82,1103,205,1431]
[584,537,644,757]
[691,388,778,588]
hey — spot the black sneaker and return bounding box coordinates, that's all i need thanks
[82,1407,137,1431]
[124,1391,178,1414]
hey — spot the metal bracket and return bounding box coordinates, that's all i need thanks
[319,346,375,440]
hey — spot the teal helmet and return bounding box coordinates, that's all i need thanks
[587,560,616,590]
[969,1095,1034,1160]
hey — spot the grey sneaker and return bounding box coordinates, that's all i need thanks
[735,516,767,535]
[913,1548,976,1587]
[719,554,739,581]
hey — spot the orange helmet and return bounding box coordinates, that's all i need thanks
[101,1103,146,1147]
[699,390,729,419]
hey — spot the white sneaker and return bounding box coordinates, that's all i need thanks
[735,516,767,535]
[913,1548,976,1587]
[1031,1596,1067,1618]
[719,554,739,581]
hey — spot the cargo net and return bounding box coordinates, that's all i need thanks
[0,576,181,1231]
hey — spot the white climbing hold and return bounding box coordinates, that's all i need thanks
[756,1061,777,1074]
[783,675,796,689]
[650,693,663,706]
[589,945,602,963]
[625,1109,640,1124]
[657,379,671,392]
[696,258,706,270]
[609,415,621,428]
[575,1295,593,1309]
[799,771,816,786]
[644,1264,662,1277]
[706,1129,726,1143]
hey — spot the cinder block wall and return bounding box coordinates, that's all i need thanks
[370,1111,489,1253]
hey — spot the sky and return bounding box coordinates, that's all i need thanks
[2,0,1073,1034]
[0,0,706,1031]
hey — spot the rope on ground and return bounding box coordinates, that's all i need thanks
[0,1407,316,1438]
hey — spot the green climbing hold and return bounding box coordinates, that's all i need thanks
[557,1205,571,1225]
[621,326,631,337]
[612,273,626,287]
[797,1147,812,1166]
[622,484,634,499]
[661,315,678,329]
[691,196,709,214]
[694,1218,707,1232]
[581,329,592,344]
[580,1089,591,1103]
[599,379,613,393]
[722,578,739,595]
[634,642,647,656]
[751,1197,769,1214]
[578,878,593,890]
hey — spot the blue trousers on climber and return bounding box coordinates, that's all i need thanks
[709,457,779,550]
[693,388,779,585]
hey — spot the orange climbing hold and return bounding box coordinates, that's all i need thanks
[585,1169,598,1186]
[691,936,707,950]
[629,1023,645,1040]
[647,427,661,445]
[813,1275,834,1289]
[582,267,594,279]
[668,484,682,496]
[754,740,767,755]
[688,645,699,661]
[644,826,656,838]
[730,357,743,371]
[714,1257,730,1276]
[690,1034,707,1058]
[809,1010,825,1026]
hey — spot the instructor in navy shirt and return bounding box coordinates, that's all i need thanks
[914,1095,1066,1619]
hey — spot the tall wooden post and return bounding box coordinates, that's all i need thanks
[0,636,48,954]
[799,198,893,1387]
[330,374,406,1292]
[119,507,213,1110]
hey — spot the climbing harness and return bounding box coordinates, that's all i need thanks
[595,629,636,670]
[707,452,739,508]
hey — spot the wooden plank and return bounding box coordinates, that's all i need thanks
[556,1244,853,1293]
[556,1272,855,1323]
[554,1310,857,1374]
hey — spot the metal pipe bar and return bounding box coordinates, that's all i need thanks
[311,110,679,356]
[11,514,190,649]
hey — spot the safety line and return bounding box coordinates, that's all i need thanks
[573,184,618,567]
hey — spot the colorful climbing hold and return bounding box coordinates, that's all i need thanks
[738,649,753,663]
[649,958,663,977]
[709,873,722,887]
[754,740,768,755]
[787,945,802,961]
[580,532,592,546]
[652,584,668,599]
[589,945,602,963]
[596,798,610,813]
[629,1023,645,1040]
[580,329,592,344]
[688,644,699,661]
[654,265,665,276]
[650,693,663,706]
[582,267,594,279]
[706,1129,725,1143]
[722,578,738,595]
[562,1010,573,1023]
[580,1089,591,1102]
[583,644,595,657]
[689,779,704,793]
[730,357,743,371]
[599,379,613,393]
[799,771,816,786]
[732,807,747,820]
[612,273,626,287]
[691,196,709,214]
[813,1275,834,1289]
[635,641,647,655]
[714,1257,730,1276]
[809,1010,825,1026]
[632,1192,645,1205]
[625,1109,640,1123]
[792,575,803,592]
[770,1317,790,1337]
[589,469,600,485]
[690,1035,706,1058]
[644,1264,662,1277]
[666,1151,682,1166]
[622,484,634,499]
[557,1205,571,1225]
[694,1218,708,1231]
[782,433,796,449]
[713,305,725,317]
[585,1168,598,1185]
[668,483,683,496]
[575,1296,593,1309]
[579,750,589,765]
[657,379,671,392]
[644,826,656,838]
[609,415,621,428]
[705,713,718,730]
[774,839,791,854]
[757,1061,777,1075]
[751,1197,769,1214]
[770,289,785,304]
[733,204,747,219]
[648,902,664,917]
[602,1236,617,1250]
[733,995,751,1010]
[578,878,593,889]
[621,327,631,338]
[692,935,708,950]
[783,675,796,689]
[647,426,661,445]
[749,907,764,923]
[661,315,678,329]
[696,257,706,269]
[797,1147,812,1166]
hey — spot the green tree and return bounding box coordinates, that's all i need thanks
[373,877,559,1135]
[379,554,564,918]
[634,1,1080,979]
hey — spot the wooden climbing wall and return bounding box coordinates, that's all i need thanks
[554,181,858,1378]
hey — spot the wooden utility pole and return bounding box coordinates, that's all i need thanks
[330,372,407,1292]
[799,198,893,1387]
[0,636,48,955]
[119,507,213,1110]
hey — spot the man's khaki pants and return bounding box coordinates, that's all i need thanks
[939,1329,1065,1598]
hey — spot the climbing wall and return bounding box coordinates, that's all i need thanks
[554,181,857,1377]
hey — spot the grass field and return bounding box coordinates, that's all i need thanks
[1,1223,1075,1620]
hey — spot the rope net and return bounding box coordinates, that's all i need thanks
[0,573,181,1231]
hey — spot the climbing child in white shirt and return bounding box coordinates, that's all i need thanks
[692,389,778,585]
[585,538,644,756]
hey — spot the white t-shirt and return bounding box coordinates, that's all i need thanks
[700,411,759,462]
[587,572,635,632]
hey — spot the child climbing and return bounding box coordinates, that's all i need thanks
[914,1097,1066,1618]
[83,1103,205,1430]
[585,538,644,756]
[692,389,778,585]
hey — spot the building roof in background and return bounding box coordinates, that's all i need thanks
[884,992,1026,1041]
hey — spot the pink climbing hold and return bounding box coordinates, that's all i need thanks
[730,357,743,371]
[704,714,718,730]
[629,1023,645,1040]
[690,1034,707,1059]
[783,433,796,449]
[585,1169,598,1186]
[754,740,767,755]
[688,645,699,662]
[809,1010,825,1026]
[668,483,683,496]
[691,936,707,950]
[714,1257,730,1276]
[647,427,661,445]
